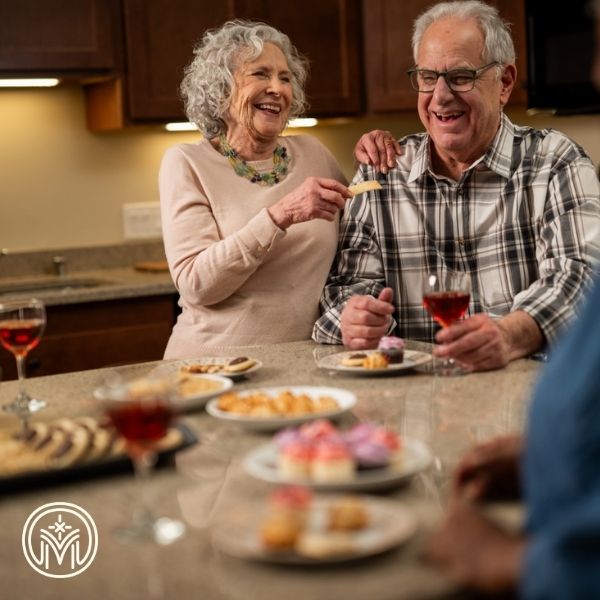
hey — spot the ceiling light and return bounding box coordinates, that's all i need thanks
[165,122,197,132]
[287,118,318,128]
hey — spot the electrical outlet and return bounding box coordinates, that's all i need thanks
[122,202,162,239]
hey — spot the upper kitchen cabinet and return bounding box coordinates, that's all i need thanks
[85,0,362,130]
[236,0,363,116]
[362,0,527,113]
[0,0,120,77]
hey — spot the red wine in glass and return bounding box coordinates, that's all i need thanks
[100,376,185,544]
[422,291,471,328]
[0,318,44,356]
[0,299,47,420]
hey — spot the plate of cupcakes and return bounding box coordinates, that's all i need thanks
[243,419,432,492]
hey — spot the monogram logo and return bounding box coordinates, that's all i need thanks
[22,502,98,578]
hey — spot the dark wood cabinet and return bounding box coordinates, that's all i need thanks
[0,0,120,77]
[0,295,177,380]
[86,0,362,129]
[362,0,527,113]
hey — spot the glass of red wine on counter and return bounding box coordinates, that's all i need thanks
[0,298,47,425]
[422,271,471,376]
[100,375,186,544]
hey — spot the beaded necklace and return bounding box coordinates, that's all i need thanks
[218,134,290,186]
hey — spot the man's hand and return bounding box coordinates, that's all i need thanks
[353,130,402,174]
[434,311,543,372]
[340,287,395,348]
[424,496,525,594]
[453,435,523,502]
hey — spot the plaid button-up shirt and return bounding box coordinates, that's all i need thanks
[313,114,600,346]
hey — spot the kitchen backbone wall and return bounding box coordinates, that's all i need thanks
[1,84,599,252]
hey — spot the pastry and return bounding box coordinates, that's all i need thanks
[279,440,312,480]
[261,512,303,550]
[377,336,405,364]
[295,531,356,558]
[328,496,369,531]
[362,352,389,369]
[224,356,256,373]
[341,352,367,367]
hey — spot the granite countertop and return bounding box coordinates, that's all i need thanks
[0,267,176,306]
[0,241,176,305]
[0,340,540,599]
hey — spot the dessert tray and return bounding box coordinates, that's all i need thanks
[243,436,432,492]
[317,350,432,376]
[206,386,357,431]
[0,416,196,492]
[211,495,417,564]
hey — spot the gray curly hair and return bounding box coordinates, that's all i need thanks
[412,1,516,66]
[181,20,309,138]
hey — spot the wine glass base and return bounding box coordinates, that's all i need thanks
[116,515,186,545]
[2,397,46,414]
[432,358,470,377]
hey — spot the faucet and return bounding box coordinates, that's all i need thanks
[52,256,67,277]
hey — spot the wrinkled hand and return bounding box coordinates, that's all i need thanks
[340,287,395,348]
[353,130,402,174]
[434,313,511,372]
[268,177,351,230]
[424,497,525,594]
[453,435,523,502]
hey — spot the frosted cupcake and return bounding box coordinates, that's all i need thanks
[377,336,405,364]
[279,440,312,480]
[311,440,354,482]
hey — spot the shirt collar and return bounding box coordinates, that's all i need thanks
[408,112,515,183]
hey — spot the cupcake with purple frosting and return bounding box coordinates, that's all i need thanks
[377,336,405,364]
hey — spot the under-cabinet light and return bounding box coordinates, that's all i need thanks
[286,118,318,128]
[0,78,60,88]
[165,117,319,132]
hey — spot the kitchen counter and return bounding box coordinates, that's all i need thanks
[0,340,540,599]
[0,267,175,306]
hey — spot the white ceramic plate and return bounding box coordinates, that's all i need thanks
[317,349,432,376]
[158,357,263,380]
[243,437,432,492]
[205,385,357,431]
[175,374,233,411]
[211,495,417,564]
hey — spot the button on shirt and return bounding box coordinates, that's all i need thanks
[313,114,600,346]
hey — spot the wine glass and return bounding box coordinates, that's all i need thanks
[99,375,186,545]
[422,271,471,376]
[0,298,47,424]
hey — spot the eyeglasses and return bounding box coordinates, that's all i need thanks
[407,62,499,93]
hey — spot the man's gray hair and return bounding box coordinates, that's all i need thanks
[181,20,309,138]
[412,1,516,65]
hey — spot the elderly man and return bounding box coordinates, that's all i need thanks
[313,0,600,371]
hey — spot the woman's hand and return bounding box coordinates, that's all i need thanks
[268,177,351,230]
[453,435,523,502]
[353,129,402,174]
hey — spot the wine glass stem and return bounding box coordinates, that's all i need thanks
[15,353,30,430]
[132,450,158,526]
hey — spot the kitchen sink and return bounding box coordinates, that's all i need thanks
[0,276,116,297]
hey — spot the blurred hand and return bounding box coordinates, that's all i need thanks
[453,435,523,502]
[268,177,351,230]
[424,496,525,594]
[353,130,402,174]
[340,287,395,348]
[434,313,511,372]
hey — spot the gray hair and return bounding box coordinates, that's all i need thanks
[181,20,309,138]
[412,1,516,66]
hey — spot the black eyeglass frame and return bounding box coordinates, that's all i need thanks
[407,61,500,93]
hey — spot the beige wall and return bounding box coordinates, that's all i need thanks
[1,84,599,252]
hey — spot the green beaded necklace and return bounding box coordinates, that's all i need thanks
[218,134,290,186]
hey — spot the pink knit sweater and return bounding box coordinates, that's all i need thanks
[159,135,347,357]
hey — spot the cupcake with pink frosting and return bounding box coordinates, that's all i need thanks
[377,336,405,364]
[311,440,354,482]
[279,440,312,480]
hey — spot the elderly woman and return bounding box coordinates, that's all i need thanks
[160,20,390,356]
